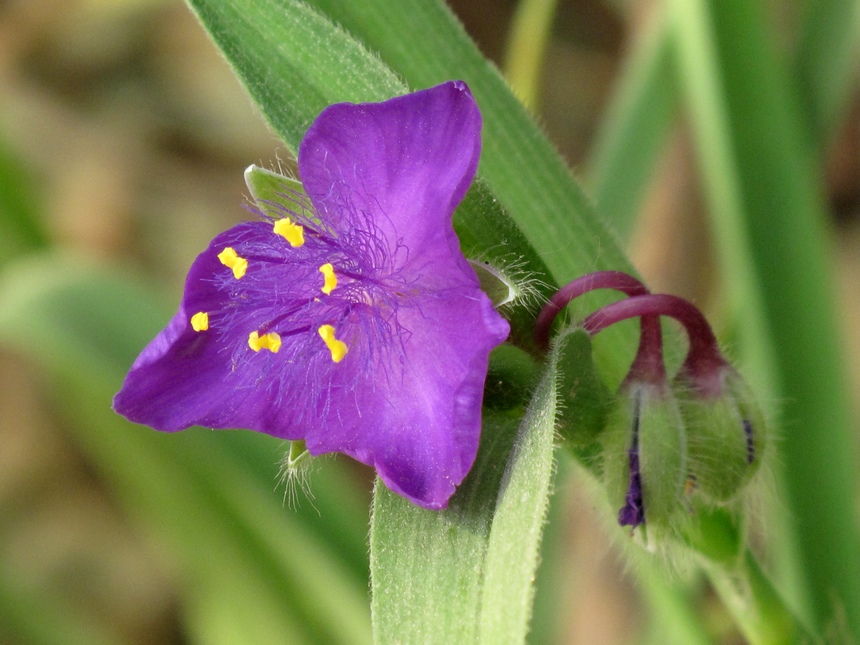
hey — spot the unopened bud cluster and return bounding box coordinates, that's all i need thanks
[536,272,766,540]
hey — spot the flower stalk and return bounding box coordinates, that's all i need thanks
[582,292,727,382]
[534,270,651,350]
[534,270,666,382]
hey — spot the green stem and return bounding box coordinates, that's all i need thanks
[703,550,812,645]
[502,0,559,110]
[685,507,812,644]
[637,573,712,645]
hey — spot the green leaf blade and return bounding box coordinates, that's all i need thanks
[186,0,406,153]
[478,344,558,643]
[371,346,560,644]
[369,413,518,644]
[587,9,677,239]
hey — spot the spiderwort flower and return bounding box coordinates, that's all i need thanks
[113,81,510,509]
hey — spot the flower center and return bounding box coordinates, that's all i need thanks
[193,195,412,373]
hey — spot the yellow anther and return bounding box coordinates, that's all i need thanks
[248,331,282,353]
[318,325,348,363]
[319,263,337,295]
[190,311,209,332]
[217,247,248,279]
[273,218,305,247]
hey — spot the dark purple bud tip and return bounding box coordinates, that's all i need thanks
[618,448,645,528]
[743,419,755,465]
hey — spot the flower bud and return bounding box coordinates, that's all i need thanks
[603,380,687,532]
[675,365,766,502]
[554,328,613,455]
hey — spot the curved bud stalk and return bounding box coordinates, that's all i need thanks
[532,271,657,467]
[534,270,652,350]
[643,292,767,502]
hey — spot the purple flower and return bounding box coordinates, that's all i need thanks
[113,81,510,509]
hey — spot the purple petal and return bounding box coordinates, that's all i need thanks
[305,289,509,508]
[298,80,481,280]
[114,223,308,432]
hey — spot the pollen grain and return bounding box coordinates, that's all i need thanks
[273,218,305,247]
[218,247,248,279]
[190,311,209,332]
[248,331,282,353]
[318,325,348,363]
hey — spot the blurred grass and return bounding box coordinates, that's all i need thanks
[587,8,677,240]
[669,0,860,635]
[794,0,860,151]
[0,140,47,263]
[0,3,373,643]
[503,0,559,110]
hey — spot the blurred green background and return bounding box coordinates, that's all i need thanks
[0,0,858,643]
